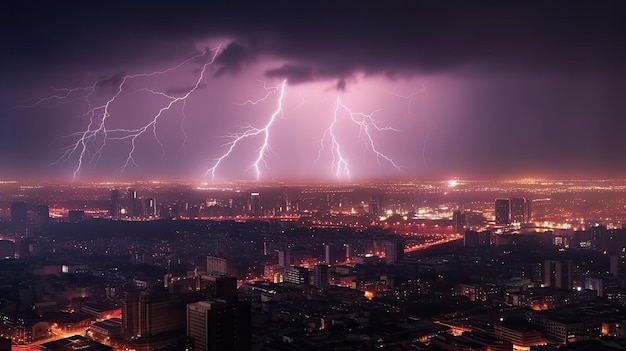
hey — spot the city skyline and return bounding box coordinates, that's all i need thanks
[2,1,626,182]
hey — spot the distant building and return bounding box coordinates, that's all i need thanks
[206,256,234,276]
[383,240,404,264]
[324,243,334,264]
[187,299,250,351]
[127,189,138,217]
[250,192,261,215]
[110,189,120,218]
[284,266,310,285]
[40,335,112,351]
[11,201,28,226]
[143,197,157,217]
[312,264,329,289]
[369,194,384,216]
[510,197,528,223]
[122,289,206,340]
[464,230,492,247]
[277,249,292,267]
[452,210,466,233]
[495,199,510,225]
[543,260,573,290]
[34,204,50,229]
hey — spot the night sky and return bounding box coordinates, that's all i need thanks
[2,1,626,182]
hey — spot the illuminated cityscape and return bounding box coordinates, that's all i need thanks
[2,1,626,350]
[1,179,626,349]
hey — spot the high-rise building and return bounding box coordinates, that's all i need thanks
[510,197,528,223]
[250,192,261,216]
[368,194,385,216]
[206,256,233,276]
[543,260,573,290]
[452,210,466,233]
[284,266,310,285]
[383,240,404,265]
[610,255,626,277]
[495,199,510,225]
[187,299,250,351]
[590,224,607,252]
[110,189,120,218]
[127,189,138,217]
[34,204,49,229]
[277,249,292,267]
[324,243,334,264]
[464,230,492,247]
[10,201,28,227]
[123,289,206,340]
[214,276,238,305]
[344,243,352,261]
[143,198,157,217]
[312,264,329,289]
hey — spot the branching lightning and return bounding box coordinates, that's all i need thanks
[11,47,415,181]
[205,80,287,180]
[391,84,427,115]
[16,46,221,180]
[317,97,402,179]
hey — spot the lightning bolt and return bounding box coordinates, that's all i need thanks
[205,80,287,180]
[422,127,438,167]
[18,46,221,180]
[391,84,427,115]
[317,97,401,179]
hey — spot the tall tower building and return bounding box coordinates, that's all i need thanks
[312,264,329,289]
[324,244,334,264]
[110,189,120,218]
[510,197,528,223]
[495,199,510,225]
[187,299,250,351]
[383,240,405,265]
[34,204,49,229]
[543,260,573,290]
[284,266,310,285]
[250,192,261,216]
[452,210,466,233]
[127,188,138,217]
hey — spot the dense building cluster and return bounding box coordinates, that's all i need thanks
[1,180,626,350]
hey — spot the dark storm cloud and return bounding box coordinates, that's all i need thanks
[2,0,626,180]
[214,42,260,76]
[265,64,315,84]
[3,0,625,84]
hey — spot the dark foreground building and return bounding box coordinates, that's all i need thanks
[40,335,112,351]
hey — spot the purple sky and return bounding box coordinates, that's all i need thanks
[2,1,626,182]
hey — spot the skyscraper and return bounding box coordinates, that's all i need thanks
[34,204,49,229]
[110,189,120,218]
[127,188,137,217]
[250,192,261,216]
[187,300,234,351]
[187,294,250,351]
[543,260,573,290]
[452,210,466,233]
[510,197,528,223]
[383,240,404,264]
[312,264,329,289]
[495,199,510,225]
